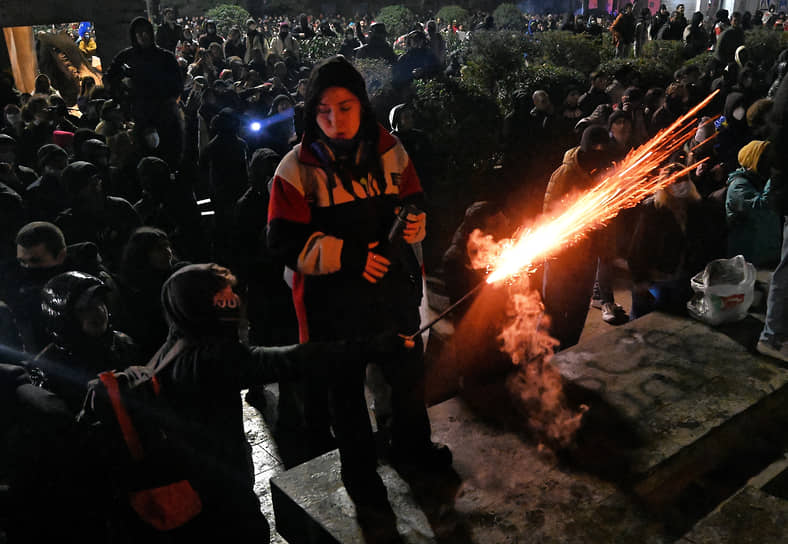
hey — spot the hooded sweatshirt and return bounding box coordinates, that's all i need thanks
[105,17,183,127]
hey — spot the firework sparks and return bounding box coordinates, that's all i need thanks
[485,90,719,285]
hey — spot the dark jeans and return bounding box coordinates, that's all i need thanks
[761,218,788,345]
[542,250,597,350]
[630,278,693,320]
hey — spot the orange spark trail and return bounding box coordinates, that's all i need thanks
[486,90,719,284]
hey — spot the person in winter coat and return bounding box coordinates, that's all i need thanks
[756,75,788,362]
[270,21,300,63]
[1,222,111,353]
[683,11,708,58]
[155,7,184,52]
[25,144,69,222]
[715,91,751,172]
[244,18,268,65]
[266,56,450,534]
[32,271,138,414]
[725,140,782,267]
[542,126,615,348]
[628,164,726,319]
[54,161,141,271]
[610,3,636,58]
[105,17,183,168]
[198,20,224,49]
[115,227,181,358]
[354,22,398,65]
[578,72,611,117]
[338,26,361,59]
[145,263,406,542]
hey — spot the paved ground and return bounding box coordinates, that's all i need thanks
[243,281,637,543]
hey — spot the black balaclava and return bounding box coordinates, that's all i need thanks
[162,263,241,341]
[129,16,154,49]
[249,147,280,194]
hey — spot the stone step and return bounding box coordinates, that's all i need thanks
[674,455,788,543]
[269,312,788,543]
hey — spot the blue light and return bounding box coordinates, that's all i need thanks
[250,121,262,132]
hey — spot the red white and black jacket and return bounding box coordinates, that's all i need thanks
[267,125,425,342]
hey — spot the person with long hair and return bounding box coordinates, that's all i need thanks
[627,163,726,319]
[267,55,450,532]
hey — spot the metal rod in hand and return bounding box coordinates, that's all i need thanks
[408,280,488,340]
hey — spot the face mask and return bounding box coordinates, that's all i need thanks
[145,130,160,149]
[732,106,746,121]
[668,180,692,198]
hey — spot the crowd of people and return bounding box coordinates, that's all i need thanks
[1,2,787,542]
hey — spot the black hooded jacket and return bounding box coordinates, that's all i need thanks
[105,17,183,125]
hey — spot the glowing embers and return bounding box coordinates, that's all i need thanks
[481,91,719,285]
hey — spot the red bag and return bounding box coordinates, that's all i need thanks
[95,339,202,531]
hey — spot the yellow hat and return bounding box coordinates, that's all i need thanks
[737,140,769,171]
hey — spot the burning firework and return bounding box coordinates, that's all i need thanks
[483,90,719,285]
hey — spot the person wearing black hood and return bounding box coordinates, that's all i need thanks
[651,4,670,40]
[354,22,398,65]
[115,227,181,358]
[145,263,406,541]
[267,56,450,531]
[683,12,708,58]
[339,26,361,59]
[294,13,315,41]
[156,7,184,52]
[55,161,141,271]
[542,126,615,348]
[134,155,205,261]
[105,17,183,169]
[715,91,751,172]
[715,12,745,65]
[0,134,37,194]
[25,144,70,222]
[199,108,248,264]
[198,20,224,49]
[393,29,441,89]
[610,3,635,58]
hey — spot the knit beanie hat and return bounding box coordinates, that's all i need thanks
[738,140,769,171]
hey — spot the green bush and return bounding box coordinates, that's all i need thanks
[536,31,601,76]
[376,5,417,40]
[262,0,310,16]
[353,57,393,100]
[412,77,501,185]
[461,30,529,98]
[299,36,342,64]
[597,58,673,89]
[492,4,525,30]
[640,39,685,74]
[205,4,250,38]
[515,64,587,109]
[744,29,788,70]
[436,5,470,28]
[683,51,714,71]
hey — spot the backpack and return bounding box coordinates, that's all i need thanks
[78,339,202,533]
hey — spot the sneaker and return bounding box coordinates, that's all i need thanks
[601,302,629,325]
[756,340,788,363]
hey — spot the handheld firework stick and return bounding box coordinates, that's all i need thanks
[408,90,721,340]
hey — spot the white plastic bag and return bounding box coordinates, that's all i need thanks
[687,255,756,326]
